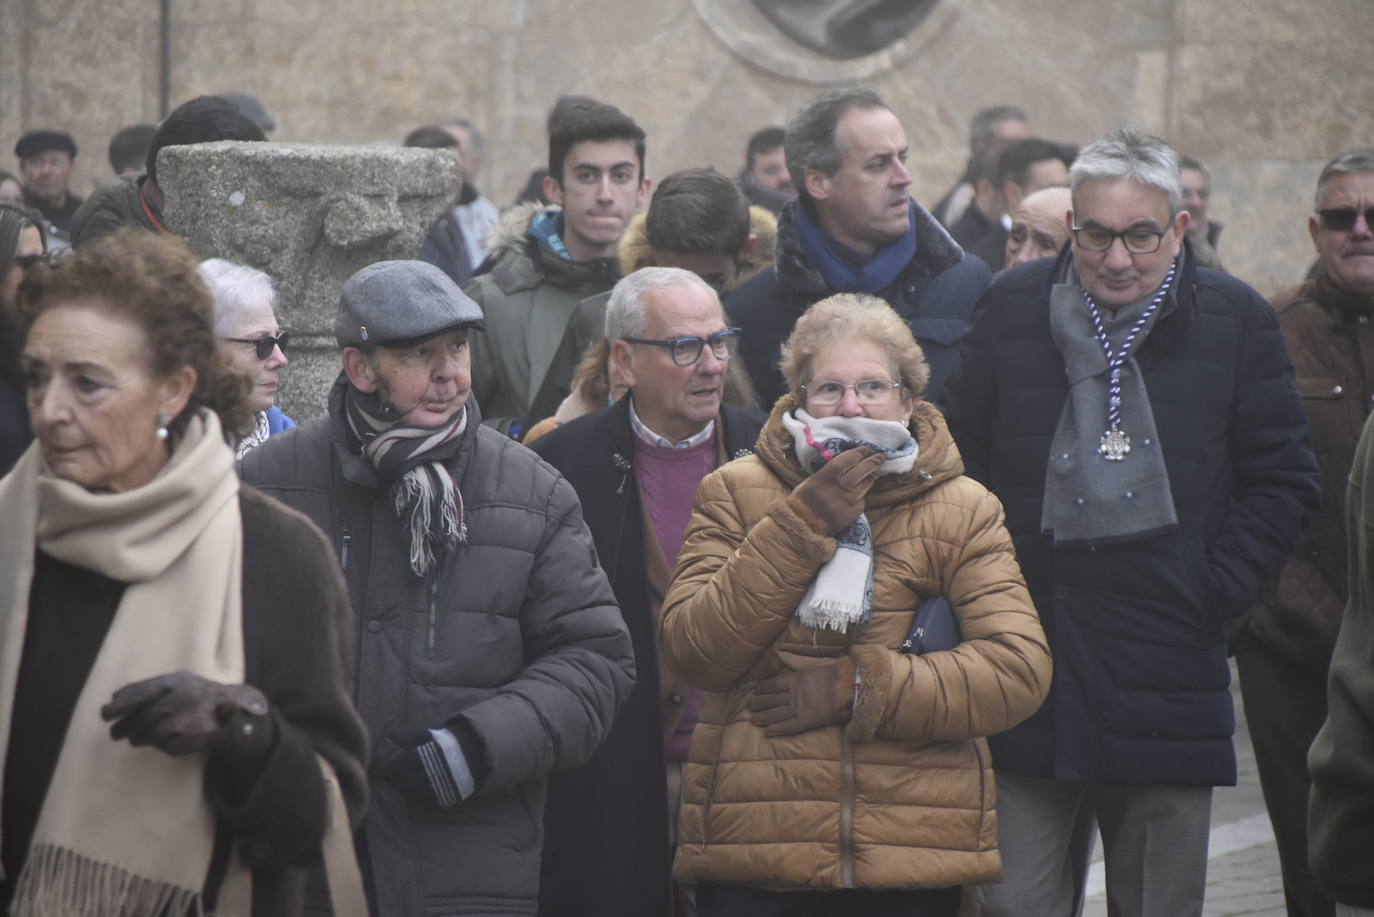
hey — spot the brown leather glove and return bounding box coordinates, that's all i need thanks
[101,670,275,766]
[748,652,857,736]
[787,447,885,536]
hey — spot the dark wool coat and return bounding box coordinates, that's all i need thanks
[530,397,765,917]
[0,485,369,917]
[240,387,635,917]
[725,198,990,410]
[943,245,1321,787]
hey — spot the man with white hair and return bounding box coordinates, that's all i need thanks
[531,267,766,917]
[199,258,293,458]
[944,127,1320,917]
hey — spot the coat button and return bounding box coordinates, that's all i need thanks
[1333,385,1344,395]
[1055,586,1069,600]
[366,620,382,634]
[670,694,683,704]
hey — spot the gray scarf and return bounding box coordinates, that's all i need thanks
[1041,261,1179,545]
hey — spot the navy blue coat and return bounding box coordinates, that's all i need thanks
[943,246,1320,786]
[726,198,990,410]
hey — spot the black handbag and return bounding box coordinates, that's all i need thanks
[899,595,961,655]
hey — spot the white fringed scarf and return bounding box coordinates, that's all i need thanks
[782,409,918,633]
[0,411,251,916]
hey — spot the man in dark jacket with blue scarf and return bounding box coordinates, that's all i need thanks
[944,128,1320,917]
[726,88,990,411]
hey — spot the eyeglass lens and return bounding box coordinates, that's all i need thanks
[1319,207,1374,232]
[807,380,898,405]
[671,332,738,365]
[1073,227,1164,254]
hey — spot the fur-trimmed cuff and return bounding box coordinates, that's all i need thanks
[845,644,892,743]
[774,496,837,566]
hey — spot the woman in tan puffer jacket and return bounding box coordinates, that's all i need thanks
[659,294,1051,916]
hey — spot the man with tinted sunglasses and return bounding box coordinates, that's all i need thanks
[1236,147,1374,917]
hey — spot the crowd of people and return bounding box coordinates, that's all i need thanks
[0,83,1372,917]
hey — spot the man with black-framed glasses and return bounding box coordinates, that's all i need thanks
[1246,147,1374,917]
[945,127,1319,917]
[532,266,766,917]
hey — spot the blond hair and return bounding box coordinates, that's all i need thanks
[779,293,928,398]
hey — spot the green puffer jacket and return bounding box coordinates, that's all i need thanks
[71,172,160,248]
[463,203,619,437]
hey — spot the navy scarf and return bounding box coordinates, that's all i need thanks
[792,200,917,294]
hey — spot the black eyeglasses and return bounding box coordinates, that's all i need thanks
[623,328,740,366]
[12,253,49,271]
[1071,225,1168,254]
[1317,207,1374,233]
[224,333,288,360]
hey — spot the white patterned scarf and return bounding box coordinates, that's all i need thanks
[344,387,469,576]
[782,409,918,633]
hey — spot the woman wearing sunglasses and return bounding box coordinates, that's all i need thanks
[199,258,295,459]
[0,202,47,474]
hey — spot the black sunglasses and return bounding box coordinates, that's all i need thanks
[224,333,288,360]
[13,253,49,270]
[1317,207,1374,232]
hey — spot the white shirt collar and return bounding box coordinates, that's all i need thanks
[628,399,715,450]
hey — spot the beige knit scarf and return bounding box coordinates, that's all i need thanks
[0,410,251,916]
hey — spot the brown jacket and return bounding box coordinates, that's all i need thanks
[659,396,1051,891]
[1247,268,1374,670]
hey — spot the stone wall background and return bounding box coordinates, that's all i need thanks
[3,0,1371,300]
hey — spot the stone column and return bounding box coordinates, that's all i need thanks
[159,141,461,421]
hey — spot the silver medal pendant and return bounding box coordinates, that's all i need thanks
[1099,427,1131,461]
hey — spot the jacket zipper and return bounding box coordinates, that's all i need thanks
[427,577,439,649]
[339,525,352,570]
[840,734,855,888]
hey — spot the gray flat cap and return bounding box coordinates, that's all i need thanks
[336,260,484,348]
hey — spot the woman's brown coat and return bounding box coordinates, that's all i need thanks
[659,396,1051,891]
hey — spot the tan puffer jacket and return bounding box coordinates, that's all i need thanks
[659,395,1051,892]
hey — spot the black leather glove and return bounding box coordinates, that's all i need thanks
[100,670,275,765]
[374,724,476,809]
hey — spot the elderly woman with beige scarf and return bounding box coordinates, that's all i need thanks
[0,231,366,917]
[659,294,1052,917]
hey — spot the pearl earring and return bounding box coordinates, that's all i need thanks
[156,412,173,441]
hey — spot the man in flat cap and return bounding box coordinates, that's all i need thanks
[240,260,634,917]
[15,129,83,240]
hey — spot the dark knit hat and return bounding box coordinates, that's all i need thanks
[15,129,78,160]
[336,260,484,349]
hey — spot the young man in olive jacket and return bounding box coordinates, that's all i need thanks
[463,100,649,439]
[240,260,635,917]
[943,128,1320,917]
[532,267,765,917]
